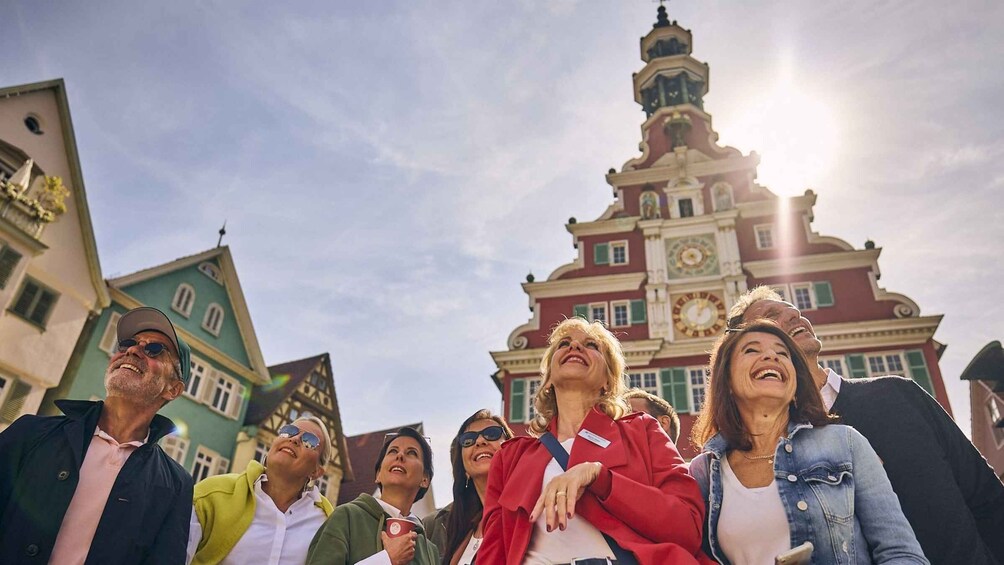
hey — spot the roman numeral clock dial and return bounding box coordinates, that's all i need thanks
[672,291,726,338]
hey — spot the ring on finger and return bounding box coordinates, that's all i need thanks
[555,491,567,497]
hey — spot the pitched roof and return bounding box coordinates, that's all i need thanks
[245,353,324,423]
[337,422,424,506]
[0,79,109,312]
[108,246,269,384]
[247,352,355,482]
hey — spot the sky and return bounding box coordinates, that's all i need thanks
[5,1,1003,505]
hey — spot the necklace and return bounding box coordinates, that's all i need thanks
[741,451,775,464]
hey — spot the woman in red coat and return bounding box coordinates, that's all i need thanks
[480,318,712,565]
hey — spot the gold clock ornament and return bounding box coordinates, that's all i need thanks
[672,291,726,338]
[665,235,719,279]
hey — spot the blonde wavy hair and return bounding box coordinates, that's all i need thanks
[528,318,630,436]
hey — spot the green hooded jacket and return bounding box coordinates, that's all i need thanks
[307,493,439,565]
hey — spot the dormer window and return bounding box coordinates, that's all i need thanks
[198,262,223,285]
[202,303,224,336]
[171,283,196,317]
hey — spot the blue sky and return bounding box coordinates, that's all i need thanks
[5,1,1002,503]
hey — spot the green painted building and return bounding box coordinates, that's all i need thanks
[50,246,271,480]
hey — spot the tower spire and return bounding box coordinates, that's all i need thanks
[654,2,671,28]
[216,220,227,248]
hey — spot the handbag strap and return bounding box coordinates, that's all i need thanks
[539,432,637,565]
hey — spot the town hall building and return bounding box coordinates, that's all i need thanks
[490,7,950,458]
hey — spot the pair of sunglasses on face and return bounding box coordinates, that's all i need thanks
[457,425,506,448]
[278,424,322,450]
[117,338,172,358]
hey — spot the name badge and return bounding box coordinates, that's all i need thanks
[578,428,611,448]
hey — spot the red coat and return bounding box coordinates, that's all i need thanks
[480,408,713,565]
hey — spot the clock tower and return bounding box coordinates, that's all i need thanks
[490,7,950,457]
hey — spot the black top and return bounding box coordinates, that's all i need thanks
[831,376,1004,565]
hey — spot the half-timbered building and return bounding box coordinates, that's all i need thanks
[239,353,353,501]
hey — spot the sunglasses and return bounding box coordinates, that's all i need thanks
[278,424,321,450]
[457,425,506,448]
[117,338,172,358]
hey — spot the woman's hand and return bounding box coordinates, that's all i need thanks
[530,462,602,532]
[381,531,417,565]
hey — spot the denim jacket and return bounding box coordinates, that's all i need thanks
[689,422,928,565]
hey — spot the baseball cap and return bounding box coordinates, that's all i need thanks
[116,307,192,383]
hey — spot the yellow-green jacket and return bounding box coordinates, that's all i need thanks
[191,460,334,564]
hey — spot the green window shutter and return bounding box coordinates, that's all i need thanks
[846,354,868,379]
[510,379,526,423]
[905,350,934,395]
[660,368,690,413]
[573,304,588,319]
[630,299,647,324]
[0,246,23,289]
[813,281,835,307]
[594,243,610,265]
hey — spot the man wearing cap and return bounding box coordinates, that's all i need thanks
[727,286,1004,565]
[0,306,195,564]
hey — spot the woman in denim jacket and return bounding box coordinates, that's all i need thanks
[689,322,928,565]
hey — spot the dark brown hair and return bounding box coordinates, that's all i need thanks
[374,426,434,502]
[691,321,835,451]
[442,410,513,565]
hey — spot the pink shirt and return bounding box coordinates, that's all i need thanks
[48,427,146,565]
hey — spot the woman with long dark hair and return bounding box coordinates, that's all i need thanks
[424,409,513,565]
[689,321,927,564]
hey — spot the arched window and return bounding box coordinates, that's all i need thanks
[171,284,196,317]
[202,303,224,336]
[198,262,223,285]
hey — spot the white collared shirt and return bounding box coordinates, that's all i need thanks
[186,474,326,565]
[819,367,843,411]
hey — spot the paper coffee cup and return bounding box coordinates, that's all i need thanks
[385,518,416,538]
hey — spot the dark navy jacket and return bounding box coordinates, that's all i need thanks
[0,399,193,564]
[833,376,1004,565]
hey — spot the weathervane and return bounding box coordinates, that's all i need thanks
[217,220,227,248]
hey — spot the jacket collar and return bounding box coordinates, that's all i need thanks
[702,420,814,459]
[55,398,180,444]
[498,407,627,514]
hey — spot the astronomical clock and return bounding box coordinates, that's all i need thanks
[665,234,719,279]
[671,290,726,338]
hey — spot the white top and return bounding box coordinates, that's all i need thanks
[819,367,843,411]
[457,534,482,565]
[524,437,614,565]
[186,474,327,565]
[717,456,790,565]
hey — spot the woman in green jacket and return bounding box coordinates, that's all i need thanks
[308,426,439,565]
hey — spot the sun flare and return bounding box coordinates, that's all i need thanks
[722,80,841,197]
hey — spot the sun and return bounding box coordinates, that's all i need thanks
[720,79,841,197]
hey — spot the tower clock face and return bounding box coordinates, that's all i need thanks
[665,235,719,279]
[672,291,726,338]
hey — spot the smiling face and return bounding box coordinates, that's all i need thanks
[728,331,798,408]
[461,419,504,481]
[547,328,609,395]
[267,419,325,483]
[742,299,822,358]
[376,436,430,495]
[104,330,181,406]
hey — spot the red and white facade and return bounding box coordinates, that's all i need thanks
[490,9,950,458]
